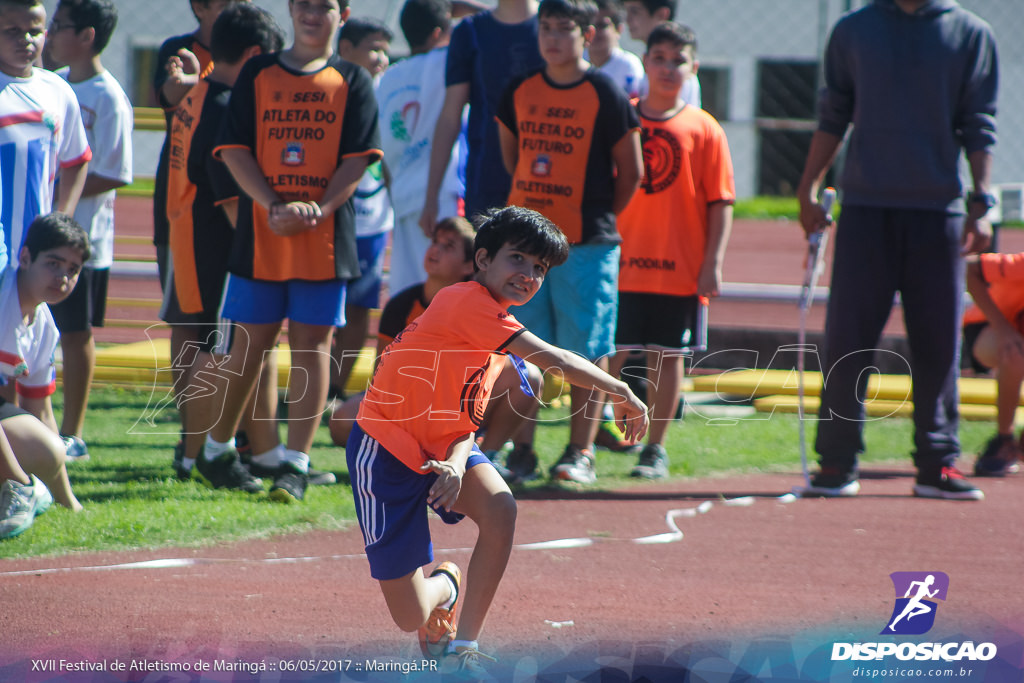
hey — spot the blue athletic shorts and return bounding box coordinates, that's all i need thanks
[346,421,493,581]
[221,274,347,327]
[347,232,388,310]
[514,243,619,361]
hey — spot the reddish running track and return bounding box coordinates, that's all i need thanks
[1,464,1022,681]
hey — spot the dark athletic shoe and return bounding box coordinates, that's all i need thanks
[973,434,1021,477]
[269,463,308,503]
[913,466,984,501]
[194,448,264,493]
[631,444,669,479]
[797,466,860,497]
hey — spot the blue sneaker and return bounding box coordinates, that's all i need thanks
[0,475,53,539]
[61,434,89,463]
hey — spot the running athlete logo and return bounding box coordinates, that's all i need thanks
[640,127,680,194]
[881,572,949,635]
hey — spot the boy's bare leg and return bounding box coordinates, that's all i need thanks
[3,414,81,510]
[380,568,459,633]
[568,357,609,448]
[208,322,282,445]
[972,326,1024,435]
[328,392,363,446]
[0,424,31,485]
[58,330,94,438]
[241,353,281,455]
[646,350,683,445]
[332,305,370,396]
[282,321,335,455]
[450,463,517,642]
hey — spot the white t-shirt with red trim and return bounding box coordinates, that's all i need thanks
[0,265,58,399]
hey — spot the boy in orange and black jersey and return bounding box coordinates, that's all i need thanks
[611,22,735,479]
[161,4,284,482]
[152,0,248,293]
[191,0,382,503]
[495,0,642,485]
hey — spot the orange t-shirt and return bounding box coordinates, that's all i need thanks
[617,104,735,297]
[214,53,382,282]
[357,281,525,472]
[964,252,1024,325]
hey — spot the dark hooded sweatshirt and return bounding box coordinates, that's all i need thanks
[817,0,998,212]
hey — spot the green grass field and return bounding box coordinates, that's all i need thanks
[0,386,995,560]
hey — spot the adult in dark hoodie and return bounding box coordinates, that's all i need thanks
[795,0,997,501]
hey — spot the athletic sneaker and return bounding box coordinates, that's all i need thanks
[441,647,497,679]
[505,444,539,481]
[973,434,1021,477]
[594,420,642,454]
[193,447,264,493]
[631,444,669,479]
[549,445,597,484]
[0,475,52,540]
[913,466,985,501]
[269,463,308,503]
[307,467,336,486]
[483,450,520,485]
[61,434,89,463]
[419,561,461,658]
[171,441,191,481]
[797,467,860,497]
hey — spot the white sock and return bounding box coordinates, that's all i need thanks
[203,435,234,461]
[447,639,478,654]
[281,449,309,473]
[179,457,195,472]
[439,572,457,610]
[250,444,285,468]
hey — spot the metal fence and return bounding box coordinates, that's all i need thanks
[74,0,1024,200]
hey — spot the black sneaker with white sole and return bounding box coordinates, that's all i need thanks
[194,448,264,493]
[269,463,308,503]
[913,466,984,501]
[631,444,668,479]
[797,466,860,497]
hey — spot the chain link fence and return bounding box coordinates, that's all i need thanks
[72,0,1023,202]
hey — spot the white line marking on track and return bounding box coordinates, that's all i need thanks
[0,494,796,577]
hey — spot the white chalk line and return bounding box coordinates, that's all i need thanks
[0,493,797,577]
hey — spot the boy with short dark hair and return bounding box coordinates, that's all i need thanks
[196,0,381,503]
[331,17,395,403]
[612,21,735,479]
[622,0,700,106]
[348,205,648,675]
[162,3,284,484]
[0,0,91,266]
[496,0,643,484]
[587,0,643,97]
[0,213,91,536]
[44,0,133,462]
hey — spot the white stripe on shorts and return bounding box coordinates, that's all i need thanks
[354,431,381,547]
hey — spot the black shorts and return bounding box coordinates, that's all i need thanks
[49,266,109,333]
[962,321,990,374]
[160,273,234,355]
[0,395,30,421]
[615,292,707,351]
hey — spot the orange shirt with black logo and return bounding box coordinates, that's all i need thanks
[496,68,638,244]
[357,281,525,473]
[167,78,239,314]
[214,54,382,282]
[617,104,735,297]
[964,252,1024,326]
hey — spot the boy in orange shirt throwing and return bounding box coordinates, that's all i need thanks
[348,206,648,675]
[612,22,734,478]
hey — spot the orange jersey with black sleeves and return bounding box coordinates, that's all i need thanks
[214,54,382,282]
[964,252,1024,326]
[617,104,735,297]
[496,68,638,244]
[167,78,239,314]
[357,281,525,473]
